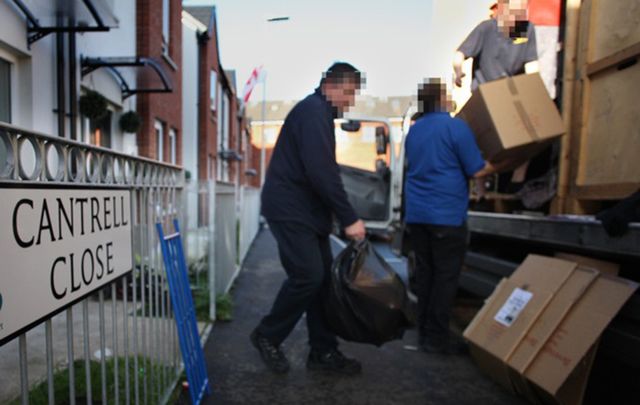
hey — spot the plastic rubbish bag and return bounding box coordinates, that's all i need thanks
[324,240,414,346]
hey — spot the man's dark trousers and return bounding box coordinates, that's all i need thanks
[256,221,338,351]
[409,223,468,345]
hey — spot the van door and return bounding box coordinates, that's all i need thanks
[335,118,396,232]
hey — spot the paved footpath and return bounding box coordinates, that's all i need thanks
[177,229,526,405]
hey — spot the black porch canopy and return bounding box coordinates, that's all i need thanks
[10,0,118,44]
[81,57,173,99]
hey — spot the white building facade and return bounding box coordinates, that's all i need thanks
[0,0,139,155]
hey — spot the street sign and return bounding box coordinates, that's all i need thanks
[0,188,132,344]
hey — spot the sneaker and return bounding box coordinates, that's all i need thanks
[250,329,290,373]
[306,348,362,375]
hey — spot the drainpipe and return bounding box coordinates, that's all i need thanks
[68,31,78,141]
[56,32,66,138]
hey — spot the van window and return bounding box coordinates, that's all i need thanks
[335,121,390,172]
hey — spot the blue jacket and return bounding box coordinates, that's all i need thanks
[404,112,485,226]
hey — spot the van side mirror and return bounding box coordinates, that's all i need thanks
[341,120,361,132]
[375,126,388,155]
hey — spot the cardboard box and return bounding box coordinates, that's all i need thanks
[457,73,565,165]
[464,254,638,405]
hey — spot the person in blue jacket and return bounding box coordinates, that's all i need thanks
[251,62,366,374]
[405,78,510,354]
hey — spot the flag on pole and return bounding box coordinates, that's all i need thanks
[241,66,265,105]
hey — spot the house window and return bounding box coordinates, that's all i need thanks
[0,58,11,123]
[83,111,112,148]
[169,128,177,164]
[216,87,224,181]
[210,70,217,111]
[155,120,164,161]
[217,92,230,182]
[162,0,170,54]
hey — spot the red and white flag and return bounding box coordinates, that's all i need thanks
[241,66,265,105]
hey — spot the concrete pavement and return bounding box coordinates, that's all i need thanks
[177,228,526,405]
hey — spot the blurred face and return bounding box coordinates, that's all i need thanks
[322,78,359,113]
[497,0,528,29]
[418,78,452,113]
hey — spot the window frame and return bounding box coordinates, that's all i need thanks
[155,120,164,162]
[0,54,14,124]
[216,91,231,182]
[210,70,217,111]
[168,128,177,165]
[162,0,170,55]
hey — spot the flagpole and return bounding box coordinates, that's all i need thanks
[260,74,267,187]
[257,16,288,188]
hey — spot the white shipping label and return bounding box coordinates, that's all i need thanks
[494,288,533,327]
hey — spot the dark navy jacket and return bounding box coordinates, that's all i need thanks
[261,88,358,235]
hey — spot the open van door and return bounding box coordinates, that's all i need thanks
[334,117,398,233]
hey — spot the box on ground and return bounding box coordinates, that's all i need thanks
[554,252,620,276]
[457,73,565,167]
[464,254,638,405]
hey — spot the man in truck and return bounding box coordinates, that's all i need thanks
[454,0,539,89]
[250,62,366,375]
[453,0,539,192]
[406,79,512,354]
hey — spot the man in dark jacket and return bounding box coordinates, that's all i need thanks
[251,62,366,375]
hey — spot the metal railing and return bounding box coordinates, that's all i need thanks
[0,122,185,405]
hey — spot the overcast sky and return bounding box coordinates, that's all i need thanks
[183,0,492,101]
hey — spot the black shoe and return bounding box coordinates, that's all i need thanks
[307,348,362,375]
[250,329,290,373]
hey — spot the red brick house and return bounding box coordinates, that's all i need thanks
[137,0,183,165]
[183,6,249,185]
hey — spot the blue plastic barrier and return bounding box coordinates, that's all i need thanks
[156,220,211,405]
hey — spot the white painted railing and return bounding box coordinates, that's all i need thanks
[0,123,263,404]
[0,123,184,405]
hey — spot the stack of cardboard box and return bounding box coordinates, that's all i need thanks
[464,254,638,405]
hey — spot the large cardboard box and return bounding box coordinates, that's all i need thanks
[464,254,638,405]
[457,73,565,165]
[554,252,620,276]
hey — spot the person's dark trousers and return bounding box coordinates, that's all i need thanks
[255,220,338,351]
[408,223,468,346]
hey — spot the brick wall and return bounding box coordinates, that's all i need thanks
[197,34,219,180]
[136,0,183,165]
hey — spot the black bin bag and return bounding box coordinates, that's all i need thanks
[324,240,414,346]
